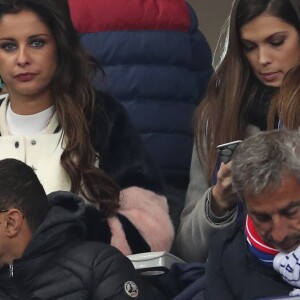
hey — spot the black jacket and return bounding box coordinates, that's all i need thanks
[0,192,163,300]
[92,90,164,195]
[85,90,174,254]
[201,223,293,300]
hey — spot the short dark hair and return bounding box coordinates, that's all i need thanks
[0,159,48,231]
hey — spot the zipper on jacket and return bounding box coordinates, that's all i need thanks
[9,264,13,278]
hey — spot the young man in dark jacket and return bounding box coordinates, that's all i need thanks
[0,159,164,300]
[200,130,300,300]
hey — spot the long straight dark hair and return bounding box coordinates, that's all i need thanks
[194,0,300,183]
[268,63,300,130]
[0,0,120,217]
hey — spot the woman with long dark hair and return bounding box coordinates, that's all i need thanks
[177,0,300,262]
[0,0,173,255]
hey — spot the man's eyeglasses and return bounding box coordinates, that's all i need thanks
[0,209,8,214]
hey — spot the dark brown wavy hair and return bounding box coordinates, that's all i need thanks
[0,0,120,217]
[194,0,300,183]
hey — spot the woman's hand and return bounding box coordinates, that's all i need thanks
[211,162,238,216]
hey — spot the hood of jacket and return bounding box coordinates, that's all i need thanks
[21,191,86,259]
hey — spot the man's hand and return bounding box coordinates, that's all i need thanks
[273,245,300,287]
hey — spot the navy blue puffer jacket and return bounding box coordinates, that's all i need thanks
[69,0,213,189]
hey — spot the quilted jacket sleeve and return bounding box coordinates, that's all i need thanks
[91,90,174,255]
[90,243,166,300]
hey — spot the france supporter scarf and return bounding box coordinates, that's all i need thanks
[245,215,279,267]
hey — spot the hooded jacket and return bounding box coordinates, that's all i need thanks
[0,192,165,300]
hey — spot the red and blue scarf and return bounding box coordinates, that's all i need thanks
[245,215,279,267]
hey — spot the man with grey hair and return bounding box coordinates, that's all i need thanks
[200,130,300,300]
